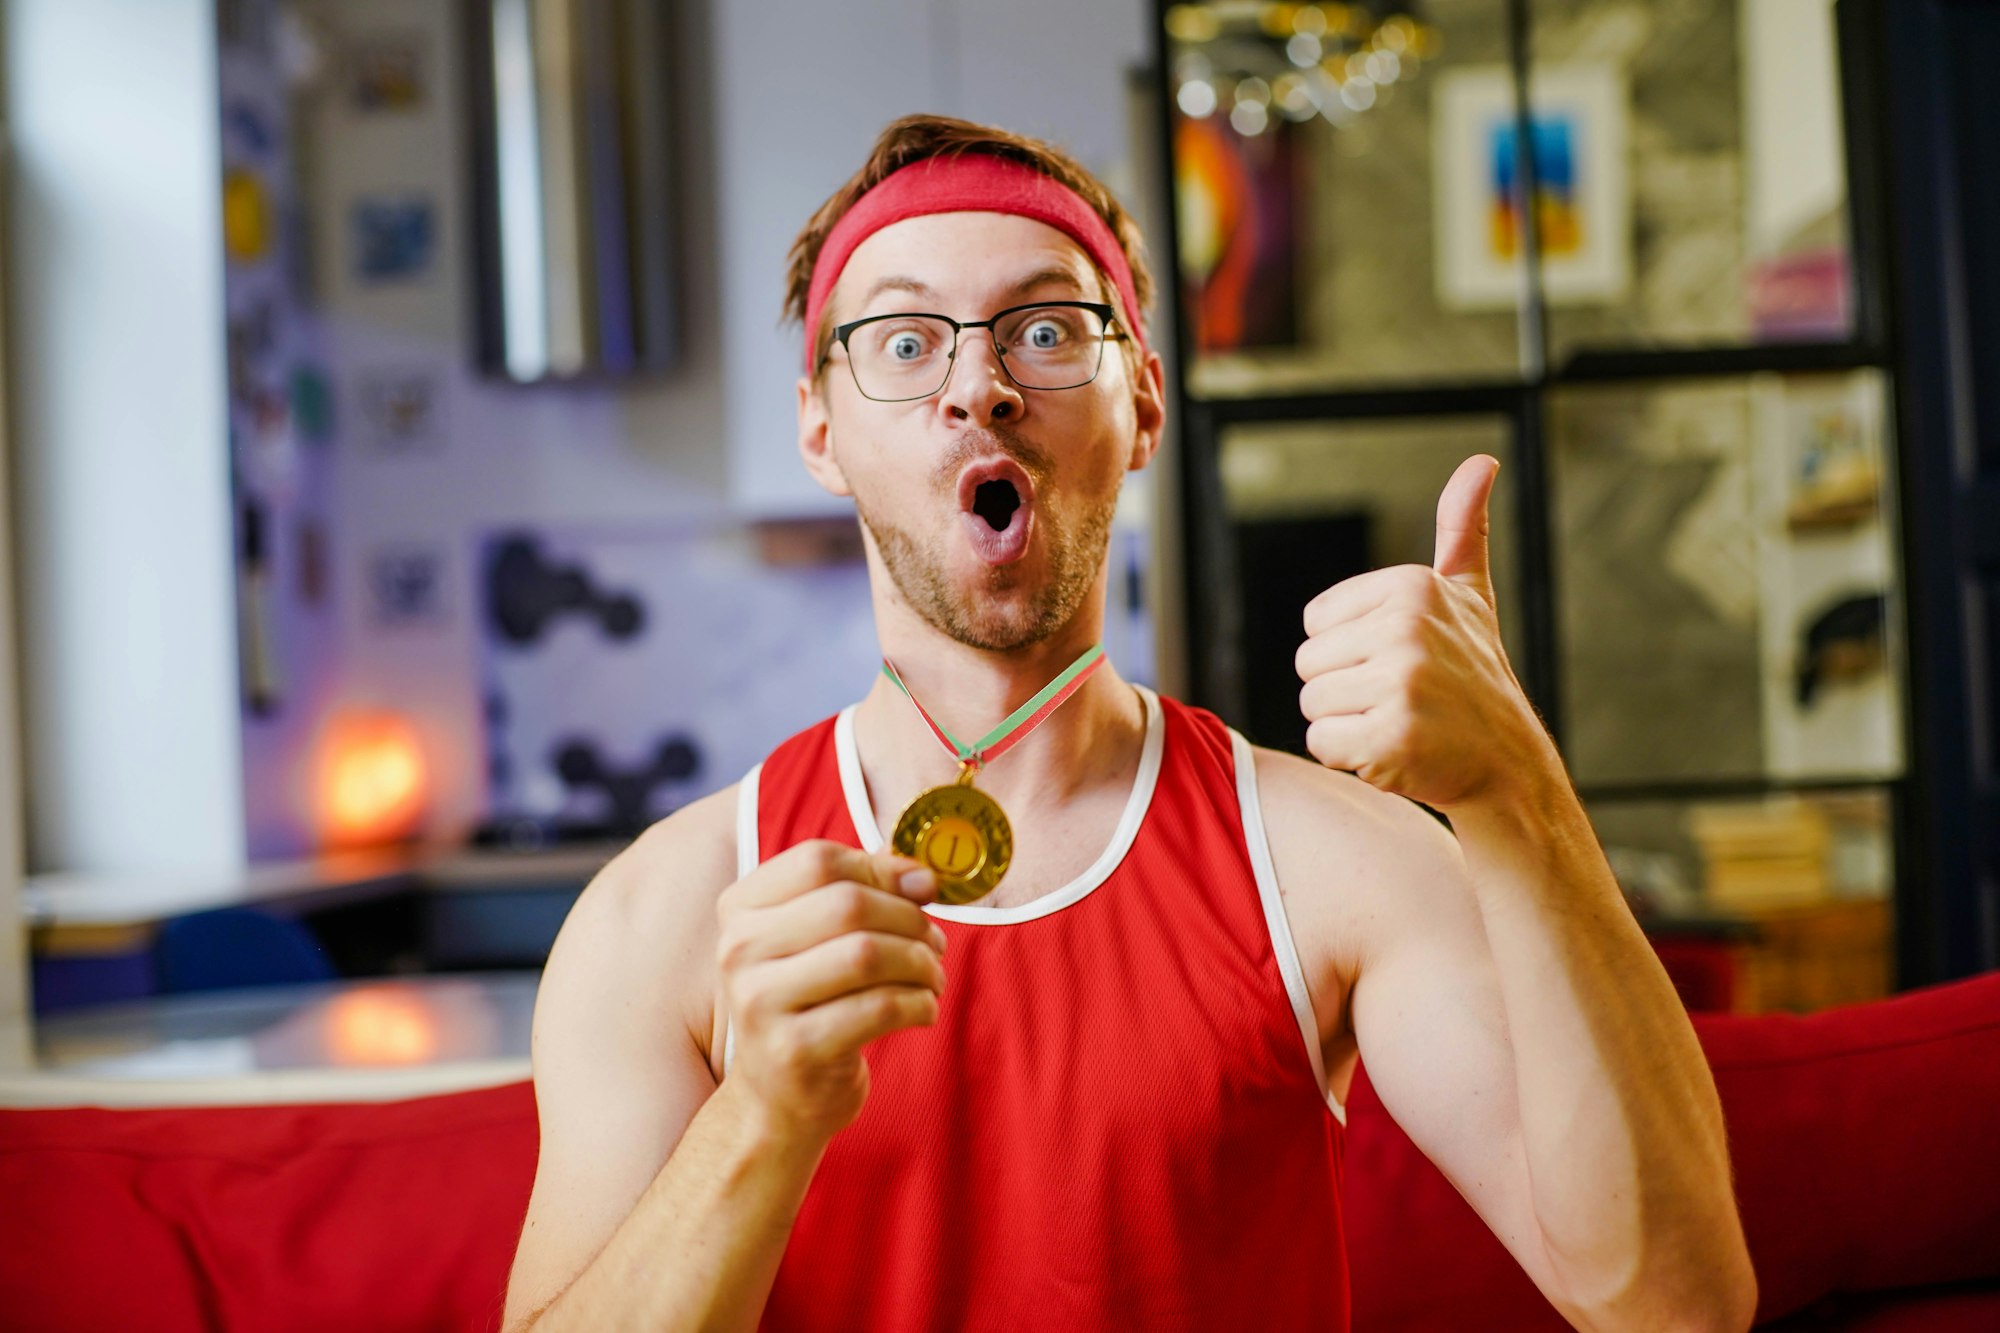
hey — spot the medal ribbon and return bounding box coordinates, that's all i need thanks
[882,644,1106,774]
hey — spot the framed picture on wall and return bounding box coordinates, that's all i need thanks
[1174,116,1304,353]
[1432,62,1631,311]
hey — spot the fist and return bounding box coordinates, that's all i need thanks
[716,840,948,1143]
[1294,455,1555,811]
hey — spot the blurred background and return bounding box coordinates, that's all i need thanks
[0,0,1994,1090]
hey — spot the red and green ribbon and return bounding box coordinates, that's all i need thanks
[882,644,1106,773]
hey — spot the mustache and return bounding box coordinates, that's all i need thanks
[931,425,1054,491]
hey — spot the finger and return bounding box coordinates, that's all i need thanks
[1295,622,1376,682]
[1303,568,1402,638]
[1433,455,1499,611]
[756,930,946,1013]
[735,840,929,909]
[1305,714,1372,773]
[867,850,939,904]
[737,881,947,962]
[790,984,940,1058]
[1300,664,1385,722]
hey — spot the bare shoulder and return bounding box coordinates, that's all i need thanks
[1249,744,1464,901]
[1247,744,1472,1048]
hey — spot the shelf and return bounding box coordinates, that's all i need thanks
[1195,380,1529,425]
[1556,341,1888,384]
[1575,773,1904,804]
[1185,341,1891,424]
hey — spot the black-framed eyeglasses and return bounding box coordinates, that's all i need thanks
[822,301,1130,402]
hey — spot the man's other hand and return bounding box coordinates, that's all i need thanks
[716,840,947,1143]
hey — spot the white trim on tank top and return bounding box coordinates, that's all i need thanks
[725,761,762,1078]
[834,683,1165,925]
[1230,728,1347,1125]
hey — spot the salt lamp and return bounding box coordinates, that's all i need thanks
[315,709,429,849]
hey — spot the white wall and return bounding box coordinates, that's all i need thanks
[5,0,246,876]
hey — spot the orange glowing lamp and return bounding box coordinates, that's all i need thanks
[315,710,429,848]
[325,988,439,1066]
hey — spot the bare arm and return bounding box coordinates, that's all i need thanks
[1263,753,1752,1331]
[503,792,945,1332]
[1286,455,1756,1330]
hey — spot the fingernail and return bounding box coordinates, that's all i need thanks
[930,925,948,954]
[900,868,936,896]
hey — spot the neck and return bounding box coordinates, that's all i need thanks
[855,603,1146,819]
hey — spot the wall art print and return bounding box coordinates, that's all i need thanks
[1432,62,1630,311]
[1174,114,1303,353]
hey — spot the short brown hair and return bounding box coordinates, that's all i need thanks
[783,114,1156,367]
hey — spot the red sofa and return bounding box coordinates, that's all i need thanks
[4,970,1998,1331]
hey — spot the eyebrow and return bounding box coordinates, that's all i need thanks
[1004,266,1094,300]
[857,276,942,308]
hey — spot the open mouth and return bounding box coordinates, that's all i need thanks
[972,478,1022,532]
[955,456,1035,566]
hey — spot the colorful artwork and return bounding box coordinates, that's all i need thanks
[355,368,447,453]
[352,196,435,282]
[296,516,330,608]
[1174,117,1302,352]
[217,0,272,52]
[349,32,428,113]
[1488,117,1580,260]
[367,545,449,626]
[291,365,335,444]
[223,168,276,264]
[1749,247,1852,341]
[224,99,277,156]
[1434,63,1630,310]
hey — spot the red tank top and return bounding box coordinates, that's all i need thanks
[730,687,1350,1330]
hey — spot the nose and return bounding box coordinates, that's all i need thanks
[938,328,1027,425]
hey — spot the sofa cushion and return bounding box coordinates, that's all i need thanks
[1708,969,2000,1316]
[0,1080,535,1333]
[1343,968,2000,1329]
[4,971,1997,1331]
[1758,1282,2000,1331]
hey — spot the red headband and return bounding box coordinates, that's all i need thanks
[801,153,1148,370]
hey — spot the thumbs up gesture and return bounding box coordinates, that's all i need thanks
[1294,455,1560,812]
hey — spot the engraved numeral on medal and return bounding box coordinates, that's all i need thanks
[921,815,985,877]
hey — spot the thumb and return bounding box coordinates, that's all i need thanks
[1433,455,1500,610]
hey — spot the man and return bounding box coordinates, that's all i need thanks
[503,115,1757,1332]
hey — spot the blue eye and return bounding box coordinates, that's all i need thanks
[889,332,927,361]
[1024,319,1066,349]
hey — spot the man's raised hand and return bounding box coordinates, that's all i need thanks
[716,840,947,1143]
[1294,454,1557,812]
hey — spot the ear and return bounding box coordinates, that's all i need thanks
[1126,348,1166,472]
[797,374,853,498]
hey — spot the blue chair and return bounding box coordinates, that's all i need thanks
[154,907,337,994]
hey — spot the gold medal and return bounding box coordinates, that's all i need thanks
[879,644,1106,907]
[892,763,1013,904]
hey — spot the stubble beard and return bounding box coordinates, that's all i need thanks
[853,442,1116,654]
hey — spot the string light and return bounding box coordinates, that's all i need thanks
[1167,1,1438,133]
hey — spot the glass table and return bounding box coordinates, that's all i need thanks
[7,972,539,1106]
